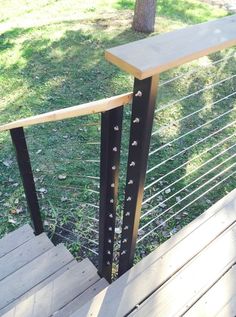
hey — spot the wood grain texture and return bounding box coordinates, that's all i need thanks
[106,15,236,79]
[0,261,77,316]
[184,264,236,317]
[0,244,73,311]
[0,233,53,281]
[130,222,236,317]
[2,258,100,317]
[215,287,236,317]
[54,278,109,317]
[0,92,132,132]
[0,224,34,258]
[74,190,236,317]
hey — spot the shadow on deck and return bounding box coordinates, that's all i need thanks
[0,189,236,316]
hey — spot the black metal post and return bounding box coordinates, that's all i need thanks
[98,106,123,282]
[118,75,159,276]
[10,127,44,235]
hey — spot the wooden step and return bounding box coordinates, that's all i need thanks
[0,261,77,316]
[53,278,109,317]
[0,233,53,281]
[2,259,106,317]
[0,226,108,317]
[0,224,34,258]
[0,243,74,312]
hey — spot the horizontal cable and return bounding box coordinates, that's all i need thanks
[152,91,236,137]
[66,220,98,231]
[28,136,100,145]
[52,185,100,194]
[144,128,236,199]
[87,227,99,234]
[138,169,236,243]
[149,107,235,158]
[87,216,99,222]
[56,225,98,245]
[54,232,98,255]
[145,137,236,195]
[141,150,236,219]
[140,161,236,232]
[159,53,236,87]
[76,175,100,180]
[84,160,100,163]
[155,74,236,114]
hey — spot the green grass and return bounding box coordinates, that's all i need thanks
[0,0,235,270]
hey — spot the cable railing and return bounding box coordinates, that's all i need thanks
[151,90,236,137]
[1,15,236,282]
[140,161,236,231]
[141,145,236,219]
[138,169,236,244]
[144,129,236,199]
[159,52,236,87]
[154,74,236,114]
[135,64,236,260]
[149,107,235,159]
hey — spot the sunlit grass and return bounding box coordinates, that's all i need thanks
[0,0,235,266]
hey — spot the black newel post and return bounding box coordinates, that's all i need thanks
[118,75,159,276]
[99,106,123,282]
[10,127,43,235]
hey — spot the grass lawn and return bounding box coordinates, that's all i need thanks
[0,0,235,273]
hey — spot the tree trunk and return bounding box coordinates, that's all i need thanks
[132,0,157,33]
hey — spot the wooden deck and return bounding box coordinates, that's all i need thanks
[0,189,236,316]
[0,225,108,317]
[76,189,236,317]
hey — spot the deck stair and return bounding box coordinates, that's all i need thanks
[0,225,108,317]
[1,189,236,316]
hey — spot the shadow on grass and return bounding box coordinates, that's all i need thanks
[115,0,228,24]
[0,10,234,264]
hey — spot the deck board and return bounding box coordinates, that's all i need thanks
[0,224,34,258]
[53,278,109,317]
[183,264,236,317]
[0,261,77,316]
[1,191,236,316]
[2,259,101,317]
[73,190,236,317]
[0,244,73,312]
[0,233,53,281]
[215,291,236,317]
[130,222,236,317]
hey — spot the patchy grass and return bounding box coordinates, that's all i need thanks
[0,0,235,272]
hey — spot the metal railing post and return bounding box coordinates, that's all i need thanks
[118,75,159,276]
[10,127,44,235]
[98,106,123,282]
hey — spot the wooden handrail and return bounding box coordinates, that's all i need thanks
[0,92,133,132]
[105,15,236,80]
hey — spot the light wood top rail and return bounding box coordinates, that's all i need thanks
[0,92,133,132]
[105,15,236,80]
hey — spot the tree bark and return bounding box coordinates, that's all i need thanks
[132,0,157,33]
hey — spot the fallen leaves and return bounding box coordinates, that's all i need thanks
[2,158,13,168]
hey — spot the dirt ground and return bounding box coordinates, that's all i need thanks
[200,0,236,12]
